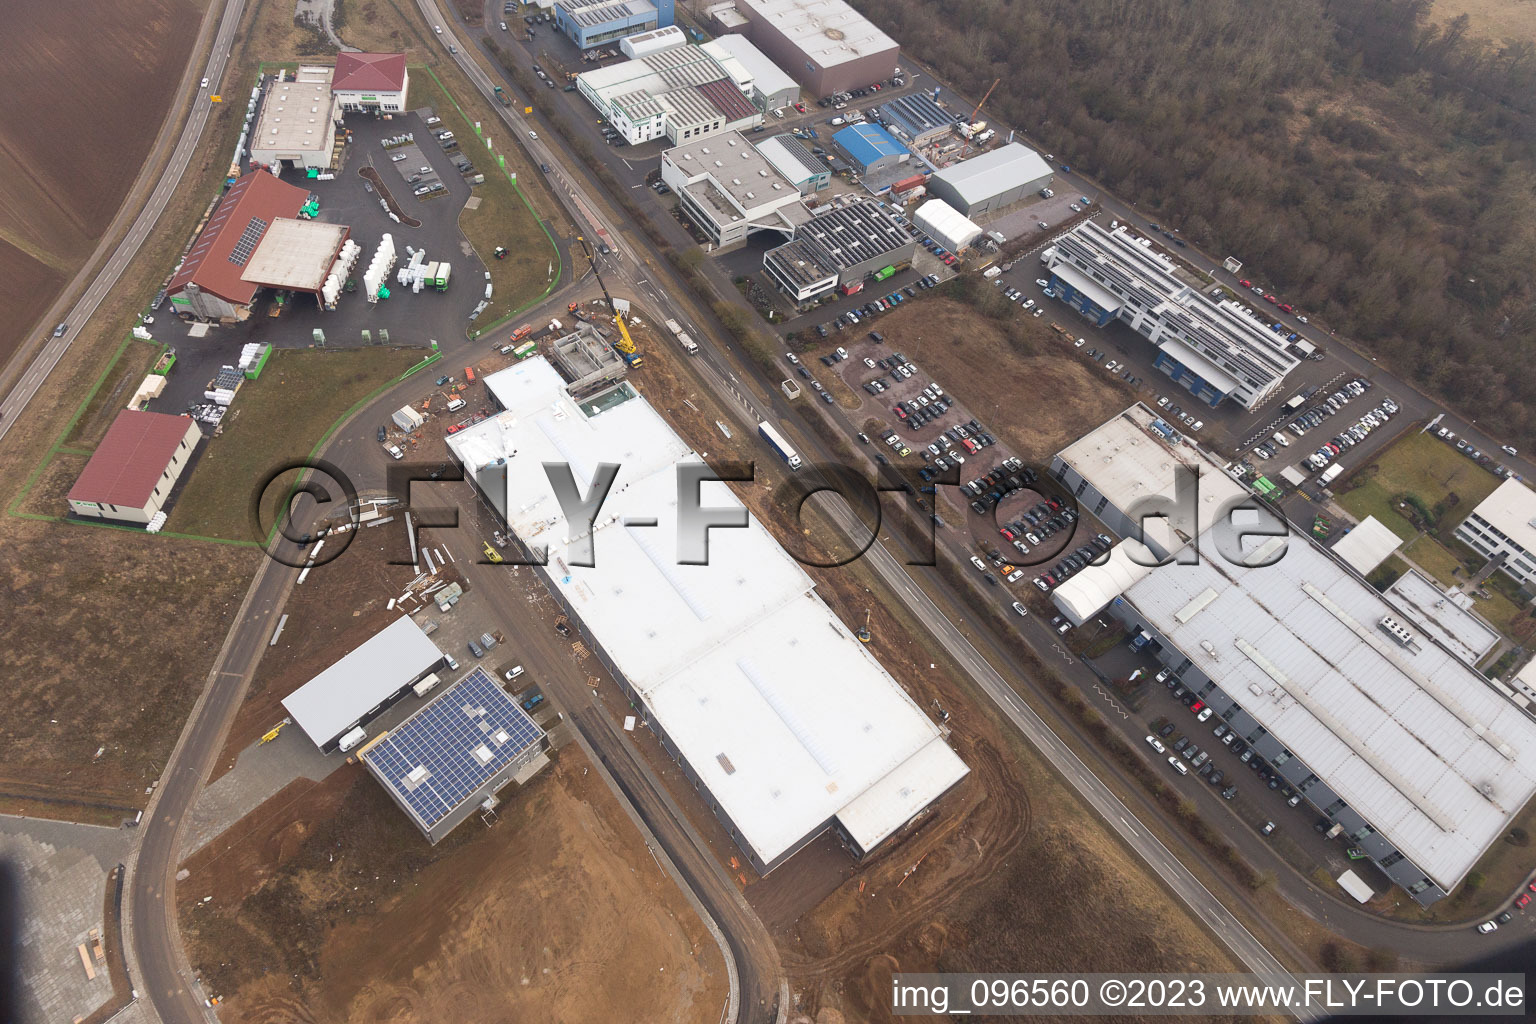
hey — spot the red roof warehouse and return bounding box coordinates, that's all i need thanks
[68,410,202,525]
[166,170,311,320]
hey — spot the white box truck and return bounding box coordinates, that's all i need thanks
[1318,463,1344,485]
[412,672,441,697]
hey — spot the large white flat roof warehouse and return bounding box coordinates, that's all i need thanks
[738,0,897,68]
[282,616,445,749]
[1123,541,1536,892]
[447,358,968,870]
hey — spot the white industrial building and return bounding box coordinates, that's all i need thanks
[1045,221,1301,409]
[927,143,1053,219]
[1383,569,1501,667]
[1454,477,1536,591]
[67,411,201,525]
[1329,515,1403,576]
[282,617,447,752]
[912,199,982,254]
[446,358,969,873]
[662,131,807,246]
[701,33,800,113]
[575,45,762,145]
[1049,405,1536,905]
[248,66,342,171]
[620,24,686,59]
[712,0,899,97]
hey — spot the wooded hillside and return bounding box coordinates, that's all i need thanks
[854,0,1536,439]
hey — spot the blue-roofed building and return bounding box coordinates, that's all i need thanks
[360,667,549,844]
[831,122,911,180]
[556,0,674,50]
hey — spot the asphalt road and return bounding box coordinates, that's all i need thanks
[0,2,241,432]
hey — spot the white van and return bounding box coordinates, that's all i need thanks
[1167,755,1188,776]
[445,396,466,412]
[1272,431,1292,447]
[412,672,441,697]
[337,726,367,752]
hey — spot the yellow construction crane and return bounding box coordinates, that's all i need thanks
[614,314,638,357]
[576,235,643,367]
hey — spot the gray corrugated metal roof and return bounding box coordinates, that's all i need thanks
[282,616,444,746]
[932,142,1051,203]
[756,134,823,183]
[1123,531,1536,890]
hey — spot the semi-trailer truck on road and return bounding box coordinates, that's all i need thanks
[757,421,802,470]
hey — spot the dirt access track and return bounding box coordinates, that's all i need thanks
[178,752,726,1024]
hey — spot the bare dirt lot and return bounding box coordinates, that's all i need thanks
[836,291,1133,465]
[0,0,202,369]
[178,755,726,1024]
[0,518,257,820]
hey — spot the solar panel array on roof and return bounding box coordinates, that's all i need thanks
[879,93,956,142]
[362,668,543,831]
[568,0,638,27]
[227,217,269,266]
[793,200,914,270]
[1050,221,1299,396]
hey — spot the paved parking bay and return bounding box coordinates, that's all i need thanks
[809,332,1092,571]
[381,138,442,193]
[1097,641,1397,895]
[0,818,131,1023]
[141,107,489,417]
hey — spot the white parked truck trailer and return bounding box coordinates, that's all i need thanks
[757,421,802,470]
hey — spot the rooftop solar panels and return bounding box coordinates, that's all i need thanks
[228,217,269,266]
[362,667,544,836]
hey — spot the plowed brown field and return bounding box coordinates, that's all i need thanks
[0,0,200,368]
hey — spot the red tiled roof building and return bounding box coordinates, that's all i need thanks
[331,52,409,111]
[68,411,201,524]
[166,170,310,320]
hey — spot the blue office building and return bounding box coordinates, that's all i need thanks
[556,0,674,49]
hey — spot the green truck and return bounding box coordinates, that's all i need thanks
[494,85,511,107]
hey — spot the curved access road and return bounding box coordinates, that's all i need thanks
[0,0,245,437]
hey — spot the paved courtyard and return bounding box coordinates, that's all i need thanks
[0,816,132,1024]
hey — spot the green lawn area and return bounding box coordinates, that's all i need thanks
[169,347,427,540]
[409,68,558,336]
[1401,534,1467,587]
[64,339,162,449]
[1336,431,1501,542]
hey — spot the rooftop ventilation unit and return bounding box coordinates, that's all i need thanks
[1378,615,1415,647]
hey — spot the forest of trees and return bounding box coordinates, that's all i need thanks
[853,0,1536,442]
